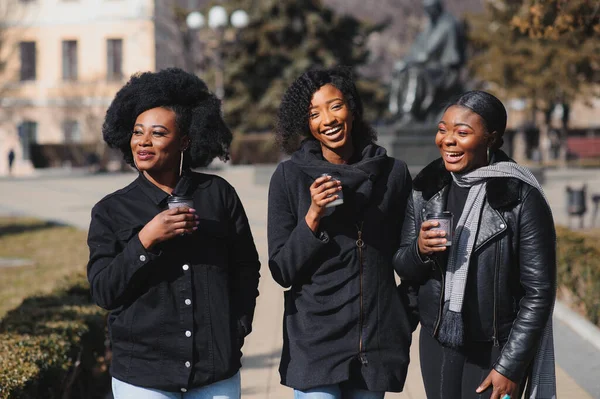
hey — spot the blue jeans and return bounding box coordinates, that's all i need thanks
[112,372,240,399]
[294,384,385,399]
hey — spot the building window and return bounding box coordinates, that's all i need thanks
[19,42,36,81]
[107,39,123,81]
[18,121,37,161]
[63,120,81,143]
[62,40,78,81]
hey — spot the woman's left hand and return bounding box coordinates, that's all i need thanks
[476,369,518,399]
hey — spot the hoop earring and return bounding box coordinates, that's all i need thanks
[486,147,491,164]
[179,150,184,177]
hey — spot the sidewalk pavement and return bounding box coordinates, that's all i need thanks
[0,165,598,398]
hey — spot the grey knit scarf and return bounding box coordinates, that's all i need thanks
[437,161,556,399]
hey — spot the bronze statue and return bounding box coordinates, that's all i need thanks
[389,0,467,124]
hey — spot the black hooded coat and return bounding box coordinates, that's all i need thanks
[267,140,415,392]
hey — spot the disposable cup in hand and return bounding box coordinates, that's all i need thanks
[426,211,453,247]
[321,173,344,208]
[167,195,194,210]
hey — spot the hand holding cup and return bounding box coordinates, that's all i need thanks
[418,212,453,256]
[321,173,344,208]
[139,201,199,250]
[305,174,342,232]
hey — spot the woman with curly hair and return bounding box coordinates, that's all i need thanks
[267,67,416,398]
[87,68,260,398]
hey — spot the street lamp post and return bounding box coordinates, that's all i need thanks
[186,6,249,100]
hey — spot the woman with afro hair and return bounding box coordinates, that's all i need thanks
[87,68,260,398]
[267,67,416,398]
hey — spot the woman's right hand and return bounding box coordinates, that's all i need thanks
[417,220,447,256]
[138,207,199,250]
[305,175,342,232]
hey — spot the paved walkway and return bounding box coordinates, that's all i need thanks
[1,165,599,398]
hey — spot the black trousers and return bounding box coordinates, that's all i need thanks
[419,328,525,399]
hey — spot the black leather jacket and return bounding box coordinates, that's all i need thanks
[393,152,556,383]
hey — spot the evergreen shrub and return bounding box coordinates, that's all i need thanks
[556,226,600,327]
[0,274,108,399]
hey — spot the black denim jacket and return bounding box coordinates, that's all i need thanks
[87,172,260,392]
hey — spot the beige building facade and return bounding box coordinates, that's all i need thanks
[0,0,190,175]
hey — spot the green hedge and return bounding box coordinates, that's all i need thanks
[0,274,108,399]
[556,226,600,327]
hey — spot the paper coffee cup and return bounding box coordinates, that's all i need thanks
[167,195,194,209]
[426,211,453,246]
[321,173,344,208]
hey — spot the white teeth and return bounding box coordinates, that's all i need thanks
[323,126,341,135]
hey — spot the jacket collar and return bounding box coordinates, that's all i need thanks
[413,150,522,209]
[137,170,212,206]
[137,172,171,206]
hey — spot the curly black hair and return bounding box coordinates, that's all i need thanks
[102,68,232,168]
[275,66,377,154]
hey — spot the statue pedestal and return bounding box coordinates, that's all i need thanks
[378,122,439,168]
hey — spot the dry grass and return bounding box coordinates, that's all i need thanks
[580,228,600,240]
[0,216,88,318]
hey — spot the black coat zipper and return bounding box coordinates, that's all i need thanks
[421,193,447,338]
[432,257,445,337]
[356,222,368,366]
[492,241,500,346]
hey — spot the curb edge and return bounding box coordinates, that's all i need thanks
[554,300,600,352]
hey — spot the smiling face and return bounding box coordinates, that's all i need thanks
[308,84,354,162]
[435,105,494,174]
[130,107,189,177]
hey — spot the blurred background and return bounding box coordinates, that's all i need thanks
[0,0,598,174]
[0,1,599,398]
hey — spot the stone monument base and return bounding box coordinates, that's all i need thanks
[377,123,439,168]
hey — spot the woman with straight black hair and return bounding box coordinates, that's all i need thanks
[394,90,556,399]
[268,67,416,399]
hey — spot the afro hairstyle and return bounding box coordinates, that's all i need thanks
[102,67,232,168]
[275,66,377,154]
